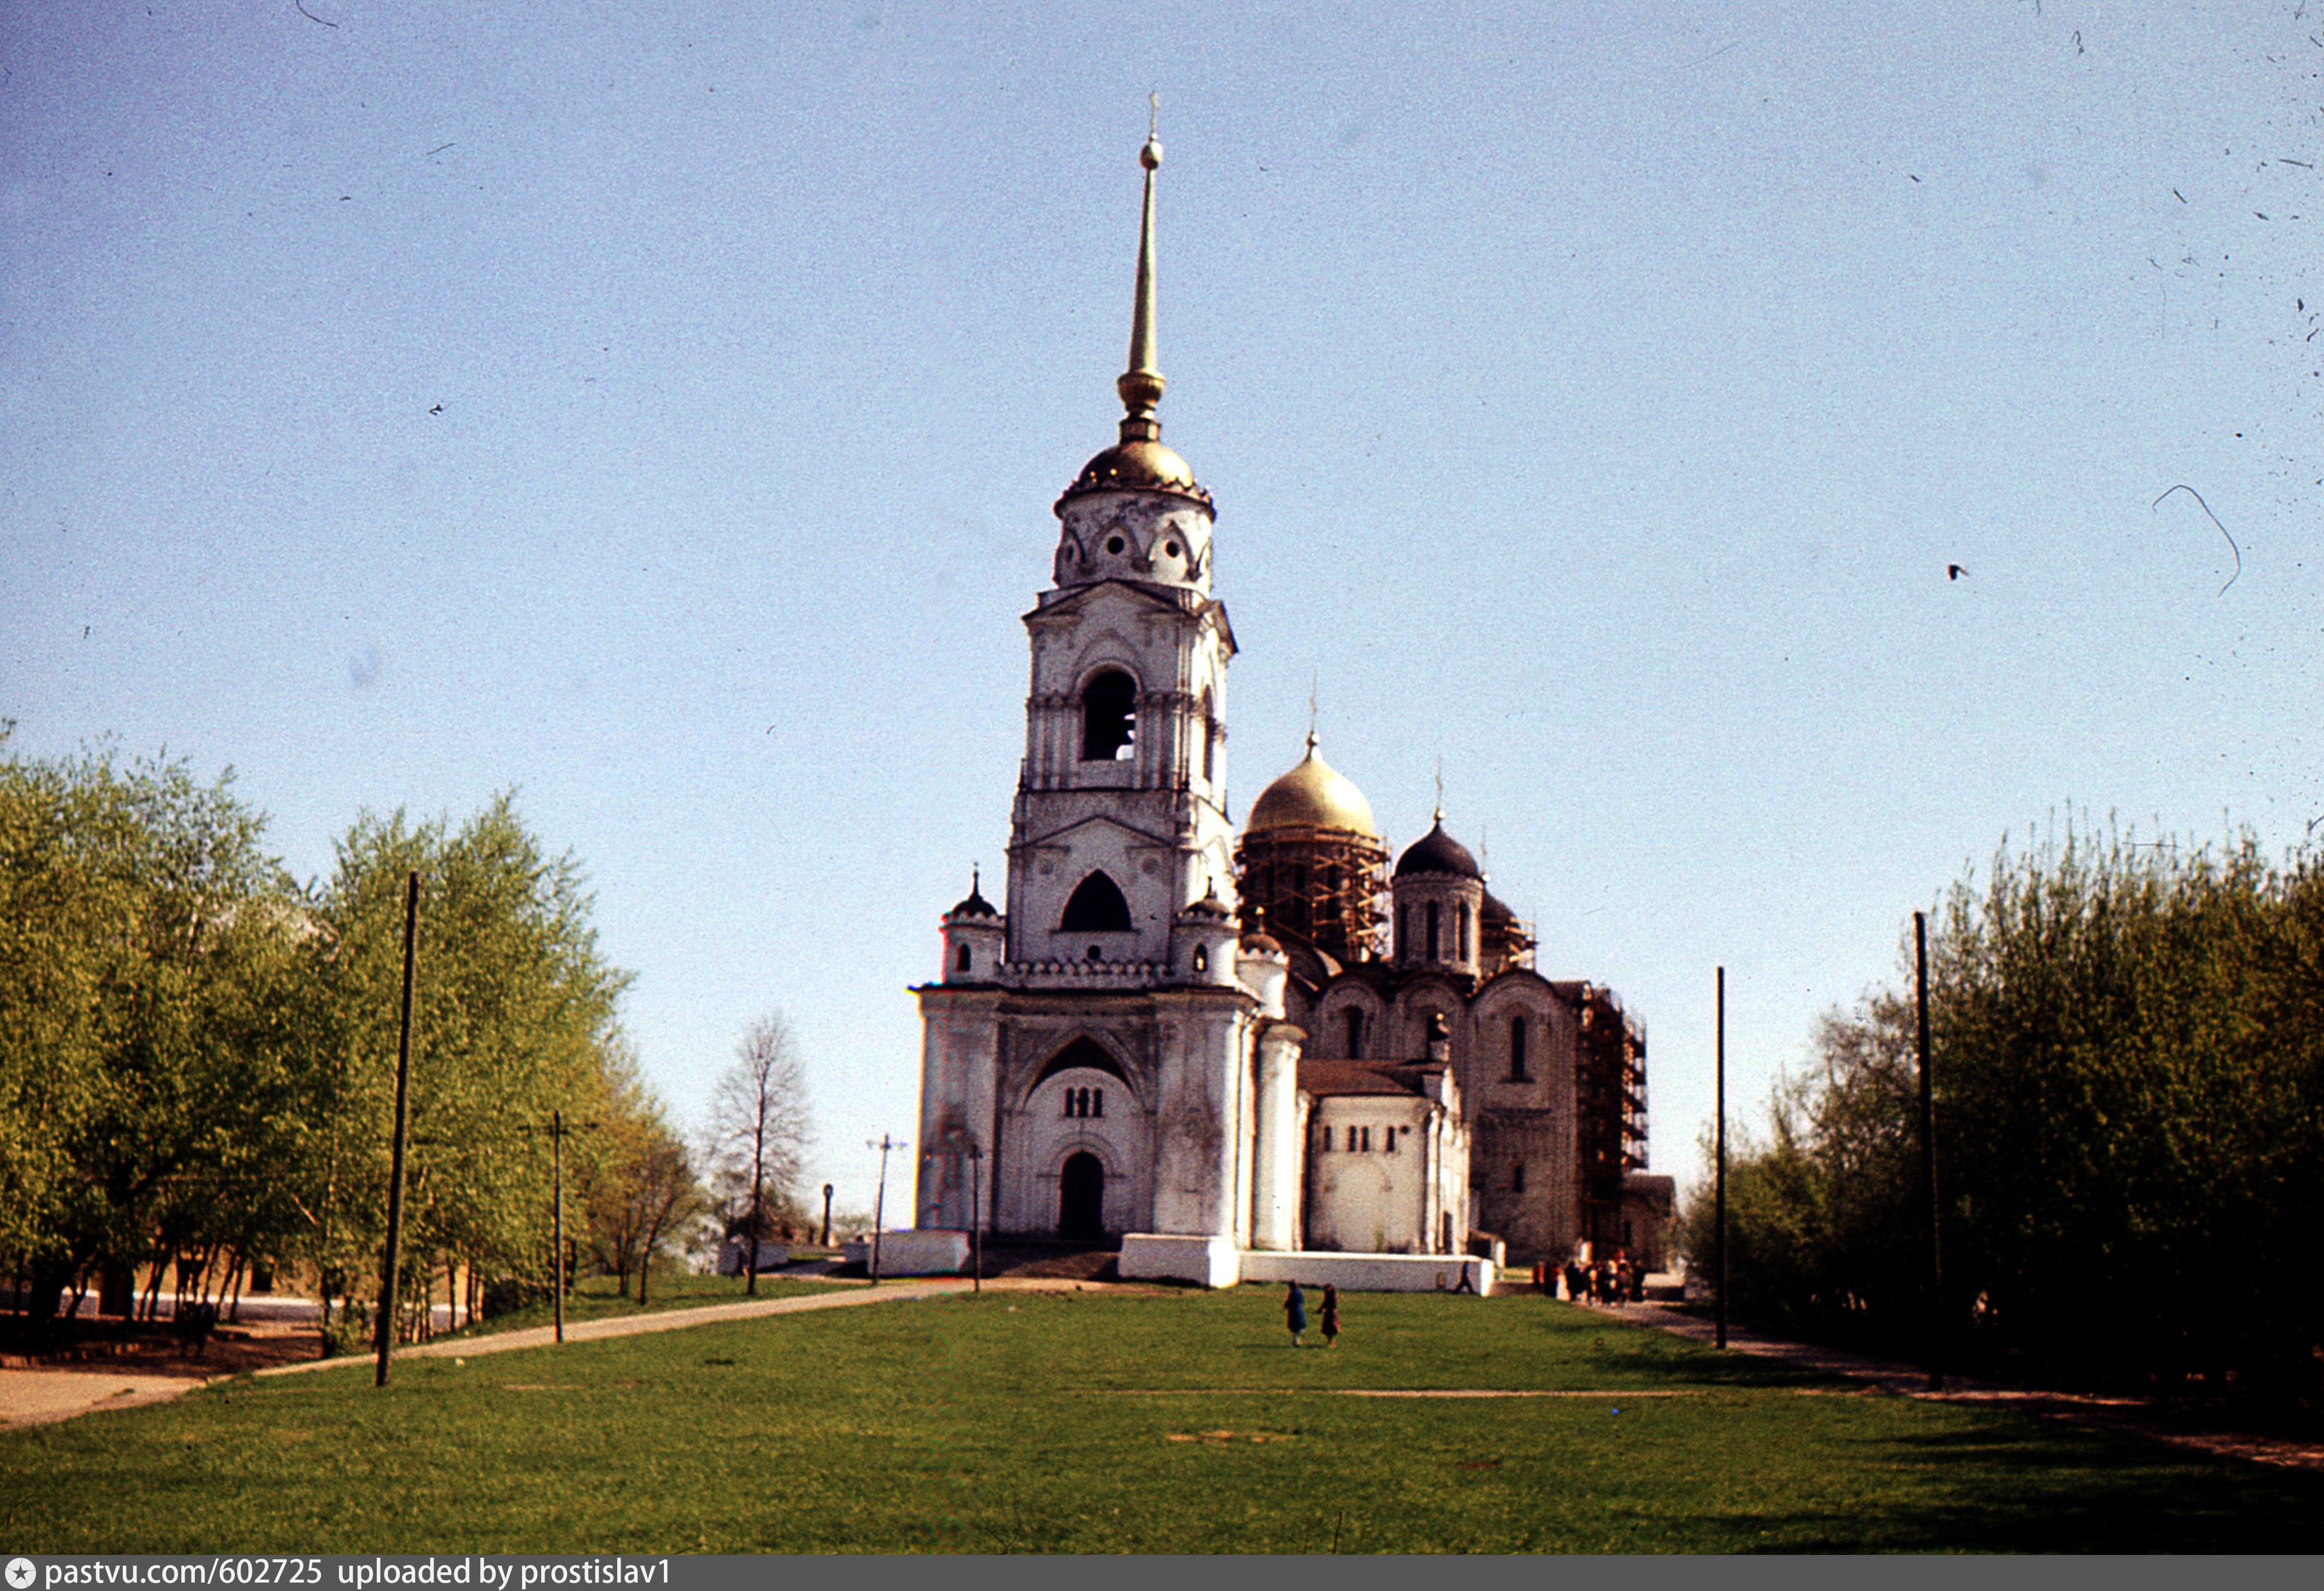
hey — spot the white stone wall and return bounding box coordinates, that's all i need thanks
[1304,1097,1439,1253]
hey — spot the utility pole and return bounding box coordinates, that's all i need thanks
[967,1139,985,1294]
[376,870,421,1389]
[820,1183,834,1249]
[1916,911,1942,1393]
[1715,964,1728,1352]
[552,1108,566,1344]
[867,1135,905,1284]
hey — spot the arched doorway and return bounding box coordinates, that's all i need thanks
[1058,1152,1105,1239]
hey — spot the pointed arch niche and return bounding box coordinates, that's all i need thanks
[1060,870,1134,932]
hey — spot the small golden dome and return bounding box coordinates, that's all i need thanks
[1246,736,1380,838]
[1057,439,1212,512]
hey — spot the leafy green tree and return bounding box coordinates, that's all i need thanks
[1688,821,2324,1398]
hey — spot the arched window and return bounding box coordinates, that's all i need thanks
[1201,690,1216,784]
[1508,1015,1529,1080]
[1513,1162,1527,1192]
[1426,901,1442,962]
[1091,1088,1104,1119]
[1398,905,1411,960]
[1457,902,1471,962]
[1060,871,1133,932]
[1081,669,1137,761]
[1192,945,1208,973]
[955,943,972,974]
[1342,1007,1364,1058]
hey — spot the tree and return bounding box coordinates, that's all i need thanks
[1688,819,2324,1401]
[0,739,307,1327]
[579,1042,705,1303]
[707,1013,813,1294]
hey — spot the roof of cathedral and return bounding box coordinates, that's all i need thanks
[1395,819,1482,880]
[1246,734,1381,838]
[1297,1059,1444,1099]
[1054,113,1214,515]
[1058,439,1212,511]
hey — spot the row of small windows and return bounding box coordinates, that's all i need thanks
[1395,901,1472,963]
[1328,1009,1529,1079]
[1061,1087,1105,1119]
[1078,670,1219,779]
[1320,1123,1402,1153]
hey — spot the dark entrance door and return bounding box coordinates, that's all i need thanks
[1058,1152,1105,1239]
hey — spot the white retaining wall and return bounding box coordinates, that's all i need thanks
[842,1230,971,1276]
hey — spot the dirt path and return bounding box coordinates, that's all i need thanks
[1597,1299,2324,1474]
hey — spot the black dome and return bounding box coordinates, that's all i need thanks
[947,870,999,919]
[1395,821,1482,881]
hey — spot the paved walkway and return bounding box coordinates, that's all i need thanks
[1593,1299,2324,1474]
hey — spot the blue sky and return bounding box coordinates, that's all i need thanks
[6,2,2318,1218]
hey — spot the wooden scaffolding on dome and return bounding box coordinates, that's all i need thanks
[1233,826,1390,967]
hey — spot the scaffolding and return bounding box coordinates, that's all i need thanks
[1572,984,1649,1254]
[1233,827,1390,966]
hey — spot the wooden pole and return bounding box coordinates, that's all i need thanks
[1916,911,1942,1392]
[552,1109,565,1345]
[375,870,420,1388]
[1715,964,1728,1352]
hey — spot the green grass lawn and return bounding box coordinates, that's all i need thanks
[6,1286,2316,1553]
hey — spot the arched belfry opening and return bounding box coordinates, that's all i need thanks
[1081,669,1137,761]
[1059,1151,1105,1239]
[1060,870,1134,932]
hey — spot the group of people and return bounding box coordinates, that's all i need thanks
[1550,1253,1643,1306]
[1282,1281,1340,1346]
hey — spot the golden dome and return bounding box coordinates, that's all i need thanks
[1057,439,1213,512]
[1246,736,1380,838]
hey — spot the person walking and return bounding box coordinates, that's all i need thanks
[1320,1284,1340,1348]
[1284,1280,1308,1347]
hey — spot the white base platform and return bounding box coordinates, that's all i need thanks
[842,1229,971,1276]
[1117,1235,1495,1294]
[1118,1234,1242,1289]
[1243,1250,1494,1295]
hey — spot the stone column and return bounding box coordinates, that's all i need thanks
[1250,1021,1301,1251]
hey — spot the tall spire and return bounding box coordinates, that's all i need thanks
[1116,93,1166,444]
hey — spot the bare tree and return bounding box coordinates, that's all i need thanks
[707,1012,813,1294]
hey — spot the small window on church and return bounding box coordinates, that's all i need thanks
[1513,1163,1527,1192]
[1106,535,1126,555]
[1192,945,1208,973]
[1398,906,1411,960]
[1342,1007,1364,1058]
[1201,691,1216,783]
[956,944,972,974]
[1426,901,1441,962]
[1384,1126,1398,1153]
[1081,670,1137,761]
[1458,902,1471,962]
[1359,1125,1372,1152]
[1508,1015,1529,1081]
[1092,1088,1104,1119]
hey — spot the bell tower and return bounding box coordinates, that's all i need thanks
[1007,117,1238,971]
[915,117,1283,1267]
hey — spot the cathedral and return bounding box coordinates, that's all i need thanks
[911,128,1671,1288]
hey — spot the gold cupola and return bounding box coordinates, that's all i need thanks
[1236,734,1391,966]
[1246,733,1381,838]
[1057,109,1214,514]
